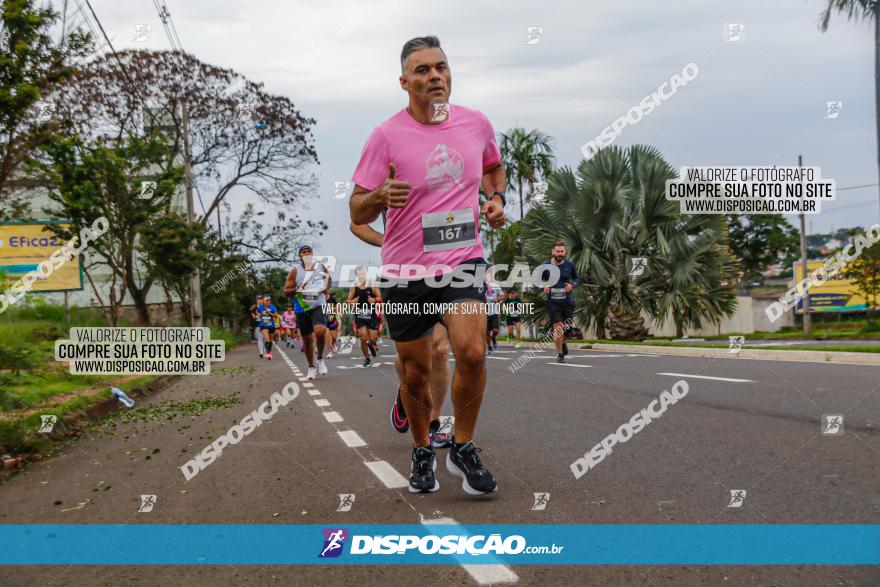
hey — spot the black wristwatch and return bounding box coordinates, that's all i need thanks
[490,191,507,206]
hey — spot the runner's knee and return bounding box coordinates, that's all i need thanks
[455,343,485,369]
[403,364,430,390]
[431,338,449,361]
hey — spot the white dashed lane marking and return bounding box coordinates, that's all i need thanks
[364,460,408,489]
[657,372,753,383]
[322,411,344,423]
[422,517,518,585]
[337,430,367,448]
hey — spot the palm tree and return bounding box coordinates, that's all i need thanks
[498,127,555,220]
[819,1,880,220]
[520,145,738,340]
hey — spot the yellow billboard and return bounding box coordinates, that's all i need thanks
[792,260,867,313]
[0,223,83,292]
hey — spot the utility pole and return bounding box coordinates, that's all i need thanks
[182,103,203,327]
[798,154,811,336]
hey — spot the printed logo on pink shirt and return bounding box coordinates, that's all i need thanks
[425,144,464,193]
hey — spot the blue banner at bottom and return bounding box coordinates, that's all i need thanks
[1,524,877,565]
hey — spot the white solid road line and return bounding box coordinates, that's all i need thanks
[657,372,753,383]
[547,362,592,368]
[337,430,367,448]
[322,411,344,423]
[314,399,331,407]
[422,517,518,585]
[364,460,408,489]
[486,356,510,360]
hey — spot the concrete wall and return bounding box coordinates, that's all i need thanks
[642,296,794,337]
[570,296,794,339]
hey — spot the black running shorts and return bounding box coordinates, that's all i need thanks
[380,258,488,342]
[355,316,379,330]
[487,314,500,332]
[295,306,327,336]
[546,300,574,324]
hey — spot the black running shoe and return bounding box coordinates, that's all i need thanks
[390,388,409,433]
[557,353,565,363]
[369,343,377,357]
[429,419,453,449]
[409,446,439,493]
[563,342,569,356]
[446,440,497,495]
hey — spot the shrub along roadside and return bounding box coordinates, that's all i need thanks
[0,375,166,462]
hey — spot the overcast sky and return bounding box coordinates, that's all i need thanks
[85,0,878,267]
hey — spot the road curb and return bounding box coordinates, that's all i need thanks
[589,343,880,365]
[498,340,879,365]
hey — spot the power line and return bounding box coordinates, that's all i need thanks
[837,183,878,191]
[81,1,160,130]
[153,0,183,52]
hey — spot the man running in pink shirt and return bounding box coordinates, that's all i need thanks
[350,36,507,495]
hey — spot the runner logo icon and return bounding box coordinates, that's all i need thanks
[727,489,746,508]
[336,336,356,354]
[821,414,844,435]
[728,336,745,354]
[337,494,355,512]
[531,492,550,511]
[319,528,348,558]
[38,415,57,433]
[138,494,157,513]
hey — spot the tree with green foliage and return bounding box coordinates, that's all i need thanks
[726,214,800,288]
[485,220,521,281]
[0,0,90,219]
[140,212,206,324]
[844,241,880,322]
[35,130,183,325]
[498,127,554,220]
[521,145,738,340]
[53,49,320,224]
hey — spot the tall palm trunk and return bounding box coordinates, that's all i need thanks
[518,178,524,220]
[606,307,649,341]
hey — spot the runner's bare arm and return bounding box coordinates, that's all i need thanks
[349,164,411,225]
[371,286,382,303]
[347,287,357,303]
[282,267,298,297]
[349,221,384,247]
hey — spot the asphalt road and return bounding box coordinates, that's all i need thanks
[1,340,878,586]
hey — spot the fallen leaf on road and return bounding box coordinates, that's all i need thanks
[60,499,91,512]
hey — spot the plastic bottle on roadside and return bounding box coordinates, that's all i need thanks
[110,386,135,408]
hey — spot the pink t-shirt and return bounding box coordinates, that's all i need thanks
[352,105,501,279]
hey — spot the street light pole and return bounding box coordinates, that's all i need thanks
[182,102,203,327]
[798,154,811,336]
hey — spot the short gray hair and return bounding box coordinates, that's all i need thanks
[400,36,444,72]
